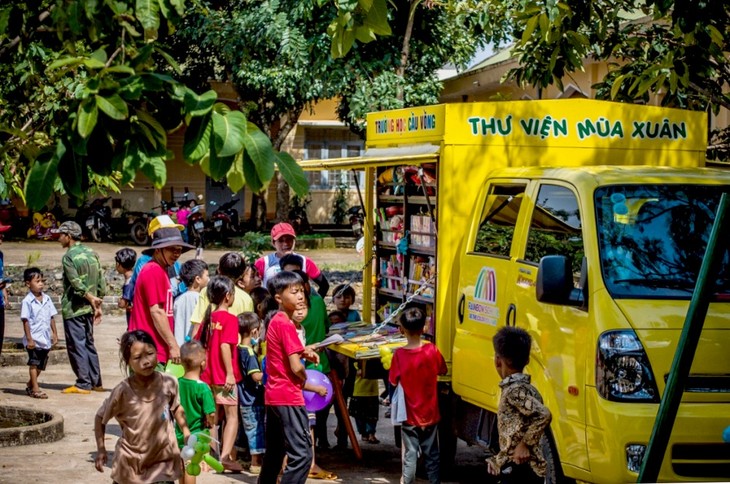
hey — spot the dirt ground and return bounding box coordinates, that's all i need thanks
[0,241,491,483]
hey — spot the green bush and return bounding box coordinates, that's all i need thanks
[239,231,270,264]
[332,183,349,224]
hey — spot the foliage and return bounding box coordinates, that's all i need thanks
[239,231,270,263]
[0,1,308,210]
[332,183,349,224]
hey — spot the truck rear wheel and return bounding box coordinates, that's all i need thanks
[542,429,574,484]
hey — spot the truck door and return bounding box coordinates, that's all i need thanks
[453,181,529,410]
[514,181,590,470]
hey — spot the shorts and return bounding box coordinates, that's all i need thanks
[240,405,266,454]
[26,347,50,370]
[211,384,238,406]
[308,411,316,427]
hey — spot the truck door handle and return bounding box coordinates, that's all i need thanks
[506,304,516,326]
[458,294,465,323]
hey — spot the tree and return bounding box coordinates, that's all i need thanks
[330,1,730,160]
[0,1,308,211]
[172,0,489,225]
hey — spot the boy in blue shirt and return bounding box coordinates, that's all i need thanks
[21,267,58,399]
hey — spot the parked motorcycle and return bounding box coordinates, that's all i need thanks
[347,205,364,238]
[76,196,112,242]
[210,198,240,243]
[187,203,206,248]
[128,200,176,246]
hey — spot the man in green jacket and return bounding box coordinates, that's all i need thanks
[56,221,105,394]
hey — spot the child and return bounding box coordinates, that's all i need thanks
[259,271,322,484]
[236,312,265,473]
[190,252,254,337]
[176,201,191,243]
[20,267,58,399]
[238,264,262,293]
[349,361,380,443]
[332,284,361,322]
[114,248,136,328]
[328,309,352,449]
[198,275,243,473]
[174,259,209,346]
[486,326,552,484]
[389,307,447,484]
[176,340,216,484]
[95,330,190,482]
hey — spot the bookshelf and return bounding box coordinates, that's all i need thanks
[374,163,438,338]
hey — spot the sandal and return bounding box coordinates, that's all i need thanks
[367,435,380,444]
[308,469,338,480]
[29,390,48,399]
[25,387,32,396]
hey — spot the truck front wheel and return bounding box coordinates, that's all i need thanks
[542,429,574,484]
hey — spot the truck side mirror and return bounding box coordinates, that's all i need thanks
[536,255,575,305]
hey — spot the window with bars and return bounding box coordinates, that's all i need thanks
[304,141,364,189]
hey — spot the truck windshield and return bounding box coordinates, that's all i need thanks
[595,185,730,298]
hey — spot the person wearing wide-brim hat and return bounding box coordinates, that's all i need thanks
[129,224,194,366]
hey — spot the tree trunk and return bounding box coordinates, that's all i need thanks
[396,0,422,101]
[271,107,303,222]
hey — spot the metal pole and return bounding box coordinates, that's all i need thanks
[638,193,730,482]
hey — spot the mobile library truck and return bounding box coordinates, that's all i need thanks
[300,99,730,483]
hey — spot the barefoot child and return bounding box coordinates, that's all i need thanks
[198,275,243,472]
[486,326,552,484]
[389,307,447,484]
[20,268,58,399]
[177,340,216,484]
[95,330,190,483]
[259,271,323,484]
[332,284,361,322]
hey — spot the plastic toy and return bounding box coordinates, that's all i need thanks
[302,369,333,412]
[165,362,185,379]
[379,346,394,370]
[180,430,224,475]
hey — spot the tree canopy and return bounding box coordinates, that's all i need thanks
[332,0,730,159]
[0,0,308,211]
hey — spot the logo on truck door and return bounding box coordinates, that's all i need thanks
[467,267,499,325]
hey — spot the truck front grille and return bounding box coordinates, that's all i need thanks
[671,443,730,478]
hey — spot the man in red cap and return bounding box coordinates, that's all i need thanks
[254,222,329,297]
[0,222,10,356]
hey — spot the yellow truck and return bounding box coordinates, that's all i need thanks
[300,99,730,483]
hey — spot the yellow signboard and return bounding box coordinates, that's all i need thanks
[366,100,706,153]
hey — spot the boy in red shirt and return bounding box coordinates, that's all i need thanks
[258,271,320,484]
[389,307,447,484]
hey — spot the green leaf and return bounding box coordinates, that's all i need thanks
[96,93,129,120]
[115,140,141,185]
[104,65,136,76]
[610,74,625,99]
[242,152,264,193]
[184,89,217,117]
[25,142,64,210]
[90,48,108,65]
[183,114,212,163]
[77,97,98,138]
[522,15,539,44]
[208,144,235,180]
[274,150,308,197]
[58,144,85,200]
[154,46,182,74]
[355,25,376,43]
[226,152,245,193]
[212,110,247,157]
[364,0,390,36]
[242,121,275,183]
[136,0,161,42]
[140,153,167,188]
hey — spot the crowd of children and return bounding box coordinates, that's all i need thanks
[18,217,553,484]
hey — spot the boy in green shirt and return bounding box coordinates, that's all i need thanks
[176,341,216,483]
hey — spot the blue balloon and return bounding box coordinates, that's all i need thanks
[723,425,730,443]
[302,369,333,412]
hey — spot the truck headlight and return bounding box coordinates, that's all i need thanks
[596,330,659,402]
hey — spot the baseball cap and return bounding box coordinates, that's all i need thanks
[53,221,83,239]
[271,222,296,241]
[148,214,184,236]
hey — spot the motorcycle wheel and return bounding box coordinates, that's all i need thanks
[90,226,102,243]
[188,225,205,249]
[130,220,150,246]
